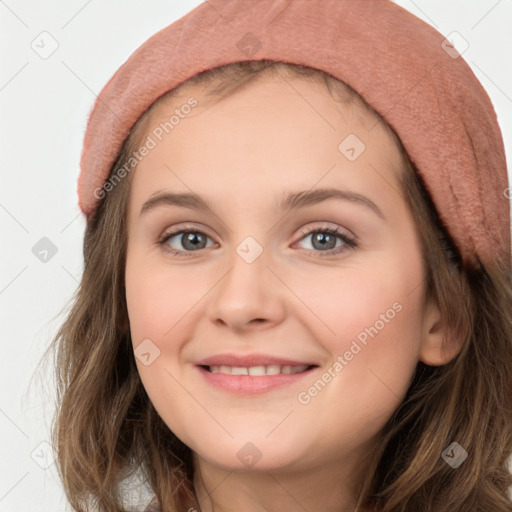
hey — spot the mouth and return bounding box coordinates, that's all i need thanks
[199,364,318,376]
[195,363,320,394]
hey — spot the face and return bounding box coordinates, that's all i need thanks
[124,72,436,480]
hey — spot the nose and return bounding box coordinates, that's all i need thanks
[206,245,286,332]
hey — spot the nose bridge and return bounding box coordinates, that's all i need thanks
[206,232,285,329]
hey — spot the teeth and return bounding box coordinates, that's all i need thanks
[230,366,248,375]
[248,365,266,376]
[266,364,281,375]
[208,364,310,375]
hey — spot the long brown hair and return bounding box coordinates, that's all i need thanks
[39,60,512,511]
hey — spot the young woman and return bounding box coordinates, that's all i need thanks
[45,1,512,510]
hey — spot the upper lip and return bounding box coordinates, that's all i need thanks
[196,353,318,367]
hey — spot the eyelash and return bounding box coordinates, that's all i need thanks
[158,224,358,259]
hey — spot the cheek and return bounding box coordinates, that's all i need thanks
[124,254,201,443]
[125,251,201,343]
[292,253,425,410]
[289,256,424,355]
[291,295,423,459]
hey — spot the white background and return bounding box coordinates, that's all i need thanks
[1,1,511,510]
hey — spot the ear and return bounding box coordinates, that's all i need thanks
[418,298,464,366]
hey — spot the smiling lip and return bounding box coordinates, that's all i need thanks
[196,353,317,367]
[195,353,319,395]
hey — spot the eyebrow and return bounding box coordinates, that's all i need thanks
[139,187,385,220]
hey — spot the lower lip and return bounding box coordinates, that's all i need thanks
[196,365,318,395]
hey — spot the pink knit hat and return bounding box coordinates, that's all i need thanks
[77,0,510,272]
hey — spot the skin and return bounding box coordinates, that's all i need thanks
[124,72,463,512]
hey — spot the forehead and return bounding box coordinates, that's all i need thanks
[127,72,404,215]
[147,70,400,153]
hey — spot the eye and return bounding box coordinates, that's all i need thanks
[158,224,358,258]
[159,227,217,257]
[294,225,358,257]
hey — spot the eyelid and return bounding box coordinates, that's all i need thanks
[158,222,215,242]
[158,223,218,249]
[294,223,357,244]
